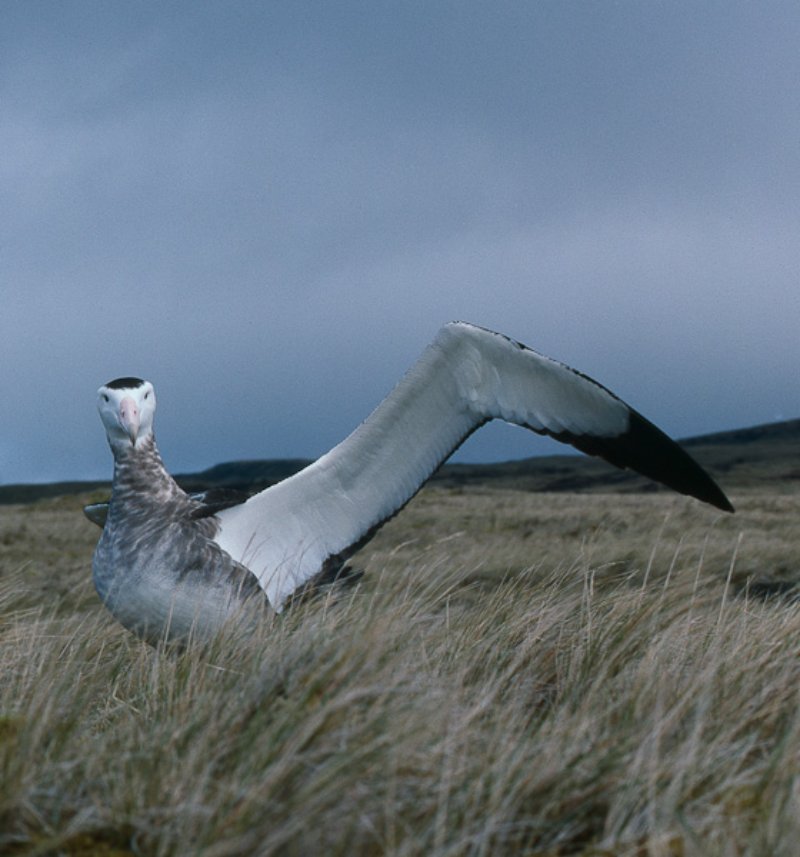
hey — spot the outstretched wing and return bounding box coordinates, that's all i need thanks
[213,322,732,609]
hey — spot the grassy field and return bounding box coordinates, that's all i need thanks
[2,484,800,855]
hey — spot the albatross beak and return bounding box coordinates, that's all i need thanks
[119,396,140,443]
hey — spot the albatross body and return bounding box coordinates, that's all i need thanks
[91,322,732,644]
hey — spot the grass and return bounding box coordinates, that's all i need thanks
[2,486,800,855]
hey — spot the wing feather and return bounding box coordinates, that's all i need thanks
[213,322,731,608]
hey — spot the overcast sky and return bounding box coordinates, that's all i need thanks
[2,1,799,484]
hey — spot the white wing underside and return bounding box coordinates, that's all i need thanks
[212,322,640,609]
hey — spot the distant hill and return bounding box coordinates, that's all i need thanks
[1,418,798,506]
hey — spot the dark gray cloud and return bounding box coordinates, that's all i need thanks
[2,1,799,483]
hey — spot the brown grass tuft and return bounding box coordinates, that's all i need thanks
[2,487,800,854]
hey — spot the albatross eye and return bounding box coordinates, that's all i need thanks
[102,394,109,403]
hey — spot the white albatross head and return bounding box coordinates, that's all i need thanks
[97,377,156,454]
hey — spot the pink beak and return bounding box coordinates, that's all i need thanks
[119,396,140,443]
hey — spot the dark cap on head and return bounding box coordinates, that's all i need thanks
[104,377,146,390]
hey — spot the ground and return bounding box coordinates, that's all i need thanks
[1,483,800,855]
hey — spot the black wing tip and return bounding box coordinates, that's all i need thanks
[704,486,735,514]
[553,410,735,513]
[691,483,735,513]
[621,411,735,513]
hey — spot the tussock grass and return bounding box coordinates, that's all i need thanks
[2,488,800,855]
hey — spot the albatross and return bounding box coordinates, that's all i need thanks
[89,321,732,644]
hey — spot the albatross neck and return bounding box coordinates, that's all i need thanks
[111,434,185,504]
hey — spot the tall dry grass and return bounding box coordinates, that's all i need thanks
[1,487,800,855]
